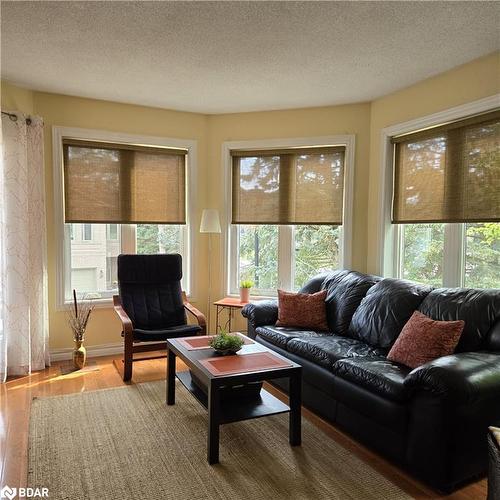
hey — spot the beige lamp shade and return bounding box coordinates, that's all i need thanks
[200,209,221,233]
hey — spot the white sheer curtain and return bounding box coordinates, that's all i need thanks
[0,112,49,381]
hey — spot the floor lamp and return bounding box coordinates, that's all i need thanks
[200,209,221,334]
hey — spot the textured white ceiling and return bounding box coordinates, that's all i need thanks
[1,1,499,114]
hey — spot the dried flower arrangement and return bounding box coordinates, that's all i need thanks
[66,289,94,343]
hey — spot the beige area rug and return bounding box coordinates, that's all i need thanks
[28,380,412,500]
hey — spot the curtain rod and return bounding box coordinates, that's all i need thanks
[1,110,32,125]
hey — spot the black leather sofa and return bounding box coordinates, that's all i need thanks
[241,270,500,492]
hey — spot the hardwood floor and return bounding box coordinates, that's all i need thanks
[0,355,487,499]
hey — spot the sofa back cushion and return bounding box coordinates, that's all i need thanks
[486,318,500,351]
[418,288,500,352]
[348,278,432,349]
[298,272,330,294]
[321,270,380,336]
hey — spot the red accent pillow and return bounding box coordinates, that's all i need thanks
[387,311,464,369]
[276,289,329,331]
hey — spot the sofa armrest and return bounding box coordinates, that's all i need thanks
[404,352,500,404]
[241,300,278,328]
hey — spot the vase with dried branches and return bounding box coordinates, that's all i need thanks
[66,290,94,369]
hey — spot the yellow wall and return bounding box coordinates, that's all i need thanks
[1,81,34,113]
[367,51,500,273]
[1,51,498,351]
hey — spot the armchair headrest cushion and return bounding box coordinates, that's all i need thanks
[118,254,182,284]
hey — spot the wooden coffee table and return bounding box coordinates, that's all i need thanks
[166,335,302,464]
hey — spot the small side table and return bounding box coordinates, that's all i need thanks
[214,297,254,333]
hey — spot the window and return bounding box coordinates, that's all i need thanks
[54,127,196,307]
[465,223,500,288]
[68,223,186,300]
[107,224,118,240]
[294,225,341,289]
[82,223,92,241]
[227,139,353,296]
[389,107,500,288]
[234,224,342,294]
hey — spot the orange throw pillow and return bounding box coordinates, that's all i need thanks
[387,311,464,369]
[276,289,329,331]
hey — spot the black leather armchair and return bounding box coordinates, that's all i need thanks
[113,254,206,381]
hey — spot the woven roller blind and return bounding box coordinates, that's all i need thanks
[63,139,187,224]
[232,146,345,225]
[392,110,500,224]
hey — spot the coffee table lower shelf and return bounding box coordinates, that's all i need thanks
[176,370,290,425]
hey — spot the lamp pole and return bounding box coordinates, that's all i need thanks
[200,209,221,334]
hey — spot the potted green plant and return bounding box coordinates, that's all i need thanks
[209,330,245,355]
[239,280,253,303]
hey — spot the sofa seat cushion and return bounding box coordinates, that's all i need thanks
[332,357,412,402]
[255,325,328,350]
[286,335,385,371]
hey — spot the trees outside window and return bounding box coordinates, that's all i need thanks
[399,222,499,288]
[236,224,340,295]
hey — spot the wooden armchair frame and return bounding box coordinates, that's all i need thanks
[113,292,207,381]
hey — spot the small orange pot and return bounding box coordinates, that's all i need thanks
[239,287,250,303]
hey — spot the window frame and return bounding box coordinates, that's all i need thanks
[223,135,355,297]
[53,126,198,310]
[377,94,500,284]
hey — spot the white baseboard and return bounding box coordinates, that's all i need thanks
[50,342,123,361]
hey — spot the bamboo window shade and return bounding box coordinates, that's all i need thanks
[391,110,500,224]
[231,146,346,225]
[63,139,187,224]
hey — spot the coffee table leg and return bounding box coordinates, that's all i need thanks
[289,370,302,446]
[208,382,220,464]
[166,348,176,405]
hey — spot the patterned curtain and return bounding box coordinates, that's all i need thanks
[0,113,49,381]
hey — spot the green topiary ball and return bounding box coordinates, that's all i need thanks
[209,331,245,355]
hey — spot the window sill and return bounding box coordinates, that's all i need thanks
[57,292,195,312]
[57,297,114,312]
[226,293,277,301]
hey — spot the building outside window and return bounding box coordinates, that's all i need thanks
[69,223,185,300]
